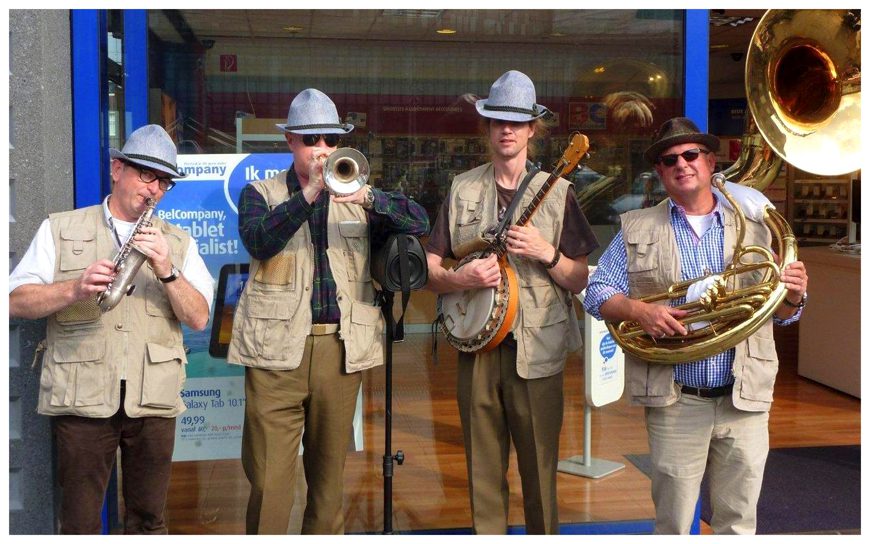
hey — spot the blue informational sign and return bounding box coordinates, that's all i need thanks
[599,333,617,362]
[161,153,292,461]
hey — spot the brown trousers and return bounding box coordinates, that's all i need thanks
[52,382,176,534]
[457,343,564,534]
[242,333,362,534]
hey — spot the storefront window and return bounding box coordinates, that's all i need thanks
[147,9,684,226]
[143,9,685,534]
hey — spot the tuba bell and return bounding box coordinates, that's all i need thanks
[607,9,859,364]
[323,148,369,195]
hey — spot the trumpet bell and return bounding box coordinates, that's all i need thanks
[746,9,861,176]
[324,148,369,195]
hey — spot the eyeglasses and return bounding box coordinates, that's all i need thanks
[127,163,176,192]
[655,148,711,167]
[301,134,341,147]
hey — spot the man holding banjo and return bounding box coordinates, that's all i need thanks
[424,70,598,534]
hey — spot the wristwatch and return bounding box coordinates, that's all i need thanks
[783,291,807,309]
[158,265,180,284]
[362,186,375,210]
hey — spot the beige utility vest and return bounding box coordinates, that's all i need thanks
[38,205,190,418]
[447,163,582,379]
[227,172,385,373]
[620,199,779,412]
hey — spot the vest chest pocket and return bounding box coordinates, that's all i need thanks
[142,342,186,409]
[625,231,660,292]
[146,281,176,318]
[58,226,97,273]
[253,253,297,291]
[338,221,371,282]
[48,337,107,408]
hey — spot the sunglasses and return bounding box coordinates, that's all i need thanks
[301,134,341,147]
[656,147,711,167]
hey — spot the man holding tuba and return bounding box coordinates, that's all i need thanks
[425,70,598,534]
[8,124,214,533]
[229,88,429,534]
[583,117,809,534]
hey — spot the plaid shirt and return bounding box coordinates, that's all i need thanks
[238,168,429,323]
[584,197,800,388]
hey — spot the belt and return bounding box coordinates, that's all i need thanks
[310,323,339,336]
[679,383,733,398]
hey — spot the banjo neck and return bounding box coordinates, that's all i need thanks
[492,134,589,258]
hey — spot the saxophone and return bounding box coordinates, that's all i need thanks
[97,198,156,312]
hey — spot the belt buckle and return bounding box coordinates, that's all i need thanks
[310,323,337,336]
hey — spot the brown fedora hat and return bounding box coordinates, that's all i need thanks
[644,117,719,164]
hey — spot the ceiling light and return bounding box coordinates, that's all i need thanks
[282,25,303,33]
[593,66,605,74]
[436,28,456,34]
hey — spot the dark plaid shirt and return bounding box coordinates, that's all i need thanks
[238,168,429,323]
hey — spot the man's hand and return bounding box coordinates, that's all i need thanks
[302,147,330,203]
[505,224,555,264]
[635,302,689,338]
[133,226,172,278]
[75,259,117,300]
[457,253,502,289]
[780,260,808,304]
[333,185,370,207]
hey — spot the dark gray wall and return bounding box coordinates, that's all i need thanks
[9,9,74,534]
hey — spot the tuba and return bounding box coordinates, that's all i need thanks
[608,9,860,364]
[96,198,156,312]
[323,148,369,195]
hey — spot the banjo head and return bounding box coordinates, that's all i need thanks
[439,287,497,341]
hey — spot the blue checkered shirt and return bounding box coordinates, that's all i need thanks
[584,198,800,388]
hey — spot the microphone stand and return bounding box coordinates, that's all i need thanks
[378,289,404,535]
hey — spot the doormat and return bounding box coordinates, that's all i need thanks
[625,445,860,534]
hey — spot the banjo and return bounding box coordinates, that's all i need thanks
[437,133,589,353]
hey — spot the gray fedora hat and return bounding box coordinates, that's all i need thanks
[276,88,354,134]
[644,117,720,164]
[109,124,186,178]
[475,70,550,122]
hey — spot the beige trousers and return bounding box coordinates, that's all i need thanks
[645,393,770,534]
[241,333,362,534]
[457,343,564,534]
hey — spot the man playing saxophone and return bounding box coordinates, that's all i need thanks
[583,117,809,534]
[8,124,213,534]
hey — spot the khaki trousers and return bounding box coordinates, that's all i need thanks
[241,333,362,534]
[645,393,770,534]
[457,343,564,535]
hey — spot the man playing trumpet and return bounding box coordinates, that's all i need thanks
[583,117,809,534]
[229,88,429,534]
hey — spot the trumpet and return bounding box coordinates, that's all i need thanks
[323,148,369,195]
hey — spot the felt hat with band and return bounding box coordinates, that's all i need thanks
[475,70,550,122]
[109,124,186,178]
[276,88,354,134]
[644,116,720,164]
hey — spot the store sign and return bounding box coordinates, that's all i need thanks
[162,153,291,461]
